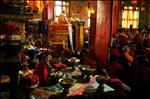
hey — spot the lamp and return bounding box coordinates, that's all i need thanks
[131,0,137,5]
[141,6,145,11]
[121,1,124,13]
[141,0,145,11]
[131,0,137,11]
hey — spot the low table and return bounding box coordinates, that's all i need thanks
[32,76,114,99]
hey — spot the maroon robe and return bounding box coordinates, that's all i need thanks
[33,62,48,85]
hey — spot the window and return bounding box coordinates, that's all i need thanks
[54,1,69,21]
[122,6,139,28]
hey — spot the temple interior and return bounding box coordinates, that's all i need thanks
[0,0,150,99]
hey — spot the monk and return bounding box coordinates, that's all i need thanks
[58,10,69,24]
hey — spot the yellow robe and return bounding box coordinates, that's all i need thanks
[124,52,134,63]
[58,14,68,24]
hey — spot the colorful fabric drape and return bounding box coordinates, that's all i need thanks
[79,25,84,47]
[36,0,44,13]
[68,24,74,51]
[26,0,44,13]
[26,0,36,10]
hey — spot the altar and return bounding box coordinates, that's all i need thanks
[48,20,86,51]
[48,25,69,49]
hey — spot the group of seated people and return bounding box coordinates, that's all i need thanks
[19,43,98,81]
[20,26,150,99]
[17,44,100,98]
[2,26,149,99]
[107,28,150,98]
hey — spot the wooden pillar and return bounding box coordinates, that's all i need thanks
[47,1,54,20]
[95,0,112,69]
[41,1,48,20]
[112,1,119,35]
[89,1,97,49]
[42,7,47,20]
[42,1,54,20]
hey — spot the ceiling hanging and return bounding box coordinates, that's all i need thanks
[131,0,137,5]
[141,0,145,11]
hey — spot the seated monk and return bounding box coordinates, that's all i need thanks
[143,39,150,61]
[81,52,98,69]
[58,10,69,24]
[118,46,134,87]
[122,46,134,63]
[33,53,49,86]
[105,55,123,78]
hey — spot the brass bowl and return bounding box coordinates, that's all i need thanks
[95,75,109,85]
[82,68,96,75]
[84,86,96,94]
[59,78,75,89]
[68,57,80,65]
[49,75,60,85]
[78,65,90,71]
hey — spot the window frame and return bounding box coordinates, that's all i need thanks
[122,6,139,29]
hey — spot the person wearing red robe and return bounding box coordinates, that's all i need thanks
[33,53,49,86]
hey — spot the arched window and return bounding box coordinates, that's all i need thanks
[122,6,139,29]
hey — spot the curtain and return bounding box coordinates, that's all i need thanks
[26,0,44,13]
[68,24,74,51]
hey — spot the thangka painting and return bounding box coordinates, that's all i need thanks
[69,1,88,26]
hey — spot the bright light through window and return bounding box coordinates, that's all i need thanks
[55,1,69,21]
[56,6,62,16]
[63,7,66,11]
[122,6,139,28]
[56,1,62,5]
[63,2,66,5]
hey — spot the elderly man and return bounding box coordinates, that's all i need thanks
[58,10,69,24]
